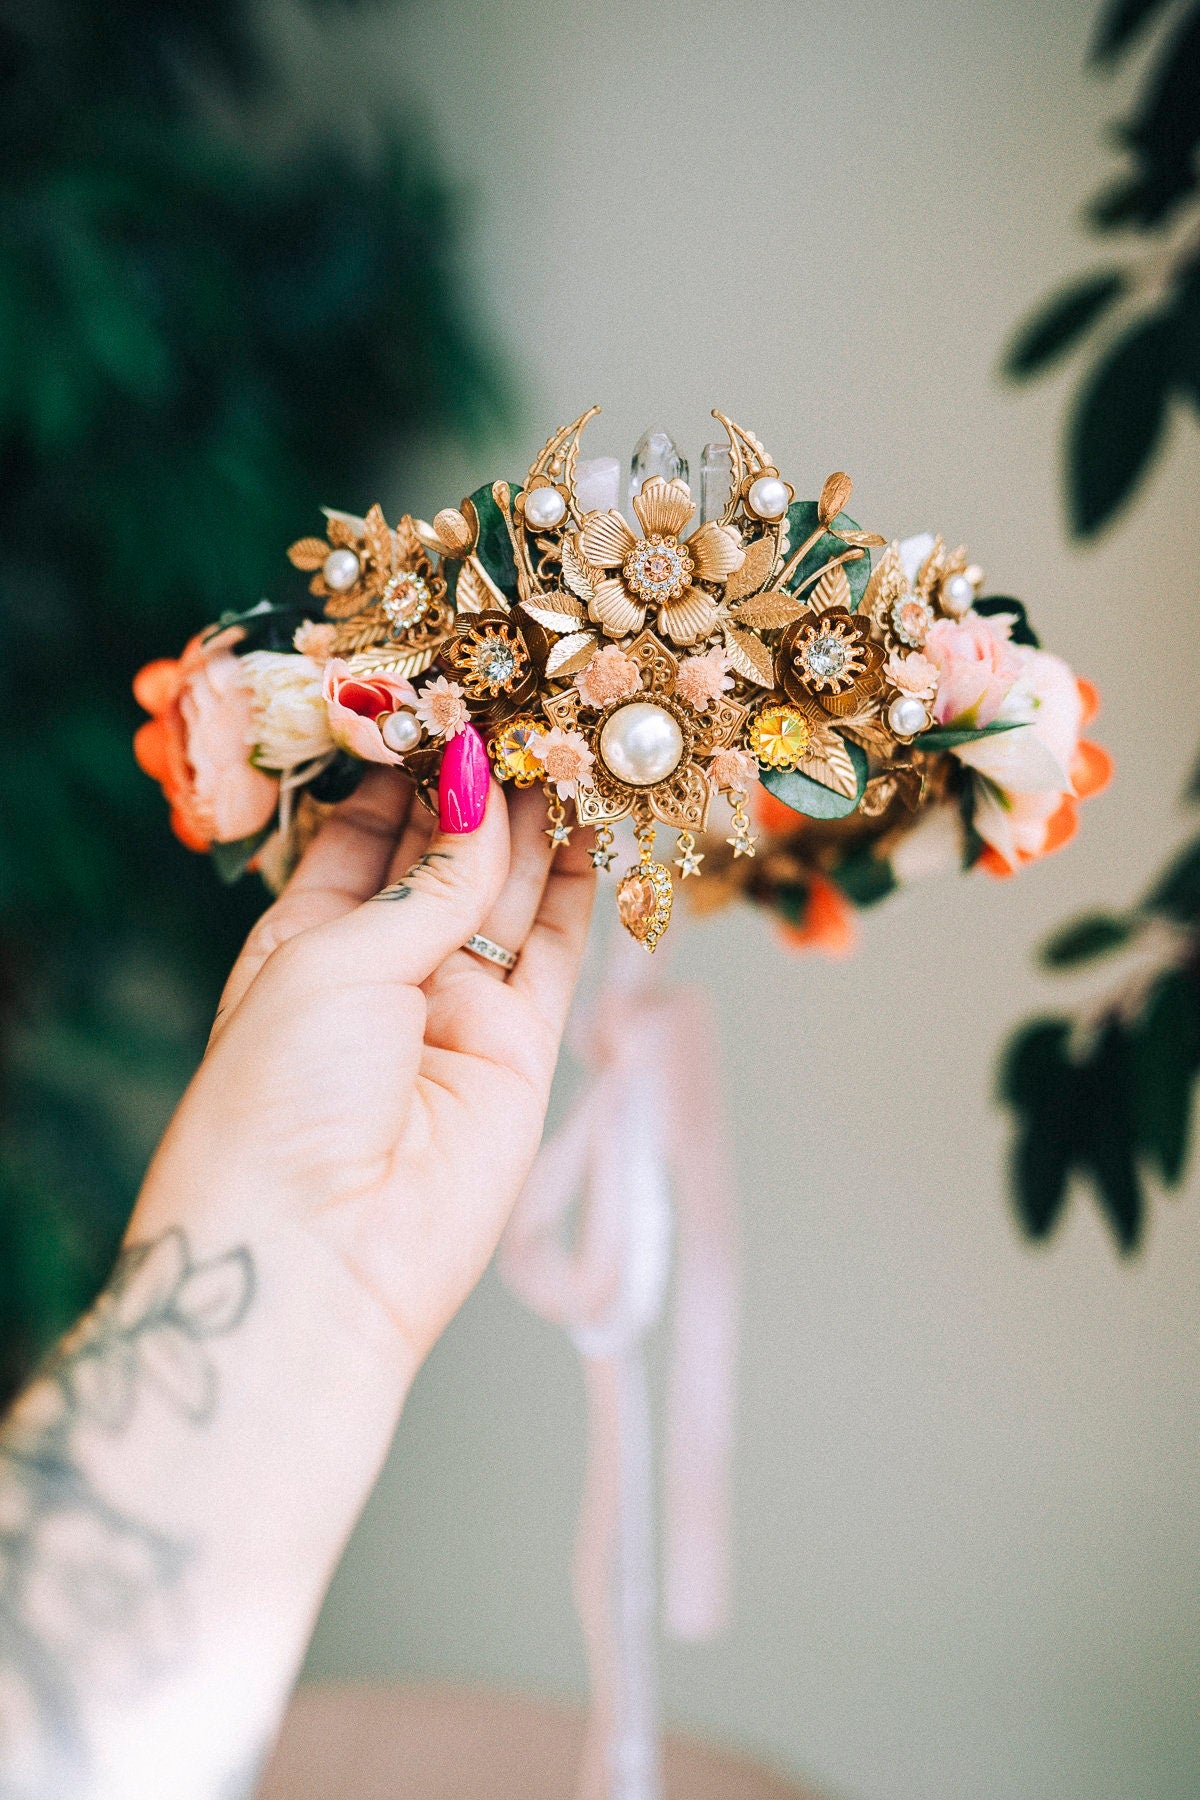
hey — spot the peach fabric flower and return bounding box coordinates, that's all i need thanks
[707,747,757,793]
[925,613,1022,728]
[413,675,468,740]
[293,621,337,662]
[532,726,595,798]
[886,651,939,699]
[323,659,418,765]
[576,645,642,710]
[241,651,333,770]
[967,665,1112,875]
[676,647,734,713]
[134,628,279,850]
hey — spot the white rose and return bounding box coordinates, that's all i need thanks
[239,651,333,771]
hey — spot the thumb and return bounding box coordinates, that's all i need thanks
[311,780,511,986]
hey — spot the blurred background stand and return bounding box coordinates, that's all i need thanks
[257,1686,821,1800]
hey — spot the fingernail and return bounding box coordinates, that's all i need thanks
[439,724,490,833]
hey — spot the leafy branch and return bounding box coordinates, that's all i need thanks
[1000,0,1200,1247]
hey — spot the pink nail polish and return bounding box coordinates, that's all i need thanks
[439,724,489,833]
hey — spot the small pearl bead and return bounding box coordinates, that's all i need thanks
[323,547,360,591]
[599,702,684,787]
[942,573,975,616]
[889,696,929,737]
[747,475,790,521]
[524,486,567,530]
[380,710,422,754]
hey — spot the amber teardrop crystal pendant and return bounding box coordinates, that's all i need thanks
[615,859,674,951]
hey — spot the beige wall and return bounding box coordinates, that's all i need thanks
[288,2,1200,1795]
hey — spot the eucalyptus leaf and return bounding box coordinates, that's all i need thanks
[784,502,870,610]
[758,740,868,820]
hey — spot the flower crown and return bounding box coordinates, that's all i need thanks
[135,409,1110,950]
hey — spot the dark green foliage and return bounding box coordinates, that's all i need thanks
[1002,271,1127,379]
[1004,0,1200,537]
[1004,826,1200,1247]
[0,0,505,1396]
[1039,912,1134,966]
[829,848,896,909]
[759,740,868,821]
[1000,0,1200,1249]
[919,721,1023,752]
[783,503,871,609]
[1067,315,1174,534]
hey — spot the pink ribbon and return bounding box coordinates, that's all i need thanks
[500,934,738,1800]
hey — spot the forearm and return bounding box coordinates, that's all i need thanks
[0,1208,412,1800]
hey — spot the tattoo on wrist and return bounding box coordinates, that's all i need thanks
[0,1229,255,1793]
[372,849,450,902]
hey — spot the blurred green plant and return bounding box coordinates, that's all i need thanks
[0,0,505,1396]
[1000,0,1200,1248]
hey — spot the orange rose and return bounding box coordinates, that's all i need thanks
[133,628,279,852]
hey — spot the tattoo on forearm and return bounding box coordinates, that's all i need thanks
[372,849,450,902]
[0,1229,255,1796]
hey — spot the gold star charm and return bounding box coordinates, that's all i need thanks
[728,830,757,859]
[674,833,704,878]
[547,818,574,847]
[591,842,616,869]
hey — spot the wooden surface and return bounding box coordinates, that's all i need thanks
[258,1684,821,1800]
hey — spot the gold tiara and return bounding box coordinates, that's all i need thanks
[139,409,1104,948]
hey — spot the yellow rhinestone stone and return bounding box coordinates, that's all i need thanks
[492,719,544,787]
[749,704,812,770]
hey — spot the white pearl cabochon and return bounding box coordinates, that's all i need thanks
[598,701,685,787]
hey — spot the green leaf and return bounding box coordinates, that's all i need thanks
[1145,834,1200,919]
[1002,271,1127,380]
[973,595,1040,648]
[918,721,1024,751]
[1133,971,1200,1183]
[784,502,870,610]
[210,827,273,885]
[1082,1021,1144,1251]
[758,739,868,820]
[467,482,520,603]
[1067,313,1174,537]
[999,1018,1074,1110]
[831,847,896,908]
[1090,0,1177,64]
[1040,912,1135,967]
[1000,1020,1077,1238]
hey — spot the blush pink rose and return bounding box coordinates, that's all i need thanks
[323,659,418,765]
[955,649,1084,869]
[134,627,279,849]
[924,614,1023,728]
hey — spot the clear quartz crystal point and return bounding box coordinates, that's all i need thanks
[700,441,733,522]
[629,428,689,504]
[574,455,621,516]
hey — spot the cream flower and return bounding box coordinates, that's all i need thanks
[707,747,757,793]
[576,645,643,710]
[532,726,595,798]
[240,651,333,770]
[413,675,468,740]
[293,621,337,662]
[886,651,939,699]
[578,476,744,646]
[676,647,734,713]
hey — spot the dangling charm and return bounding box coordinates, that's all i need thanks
[590,823,617,872]
[727,793,757,859]
[674,830,704,878]
[545,794,574,847]
[616,817,674,951]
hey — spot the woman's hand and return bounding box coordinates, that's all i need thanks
[0,769,596,1800]
[136,765,597,1380]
